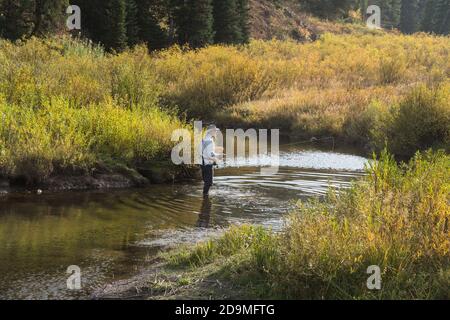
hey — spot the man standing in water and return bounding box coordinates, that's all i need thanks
[200,125,222,196]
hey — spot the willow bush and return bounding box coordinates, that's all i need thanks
[0,96,183,182]
[386,84,450,157]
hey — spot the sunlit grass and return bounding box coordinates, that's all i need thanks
[166,150,450,299]
[0,97,183,182]
[153,33,449,156]
[0,33,448,181]
[0,37,184,181]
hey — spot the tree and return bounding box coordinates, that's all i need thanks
[135,0,168,50]
[0,0,33,39]
[0,0,67,39]
[75,0,128,51]
[400,0,419,34]
[421,0,437,31]
[0,0,69,40]
[433,0,450,34]
[126,0,140,46]
[175,0,214,48]
[109,0,128,50]
[78,0,128,51]
[420,0,450,34]
[212,0,251,45]
[32,0,68,36]
[213,0,241,44]
[237,0,250,44]
[75,0,105,46]
[415,0,430,28]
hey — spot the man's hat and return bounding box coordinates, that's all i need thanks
[206,124,220,134]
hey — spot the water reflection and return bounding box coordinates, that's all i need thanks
[197,196,212,228]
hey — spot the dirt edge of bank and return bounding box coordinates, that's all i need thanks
[0,163,199,195]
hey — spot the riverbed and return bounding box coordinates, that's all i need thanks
[0,145,368,299]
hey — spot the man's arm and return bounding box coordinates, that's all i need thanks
[204,141,222,164]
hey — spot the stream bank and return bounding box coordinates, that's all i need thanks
[0,161,198,195]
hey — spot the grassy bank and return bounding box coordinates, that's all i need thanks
[0,97,184,183]
[0,37,186,185]
[161,150,449,299]
[0,33,449,184]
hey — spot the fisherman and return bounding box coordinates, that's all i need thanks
[200,125,222,196]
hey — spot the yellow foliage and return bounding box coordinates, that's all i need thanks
[0,33,449,179]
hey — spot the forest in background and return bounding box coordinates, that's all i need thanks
[0,0,449,51]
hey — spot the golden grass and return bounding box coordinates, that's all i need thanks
[0,32,449,180]
[0,96,183,181]
[167,150,450,299]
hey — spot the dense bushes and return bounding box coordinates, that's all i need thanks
[154,45,273,118]
[1,33,448,119]
[0,33,448,181]
[273,150,449,299]
[349,84,450,158]
[157,33,449,119]
[167,150,450,299]
[386,84,450,157]
[0,97,183,182]
[0,37,183,182]
[0,37,161,108]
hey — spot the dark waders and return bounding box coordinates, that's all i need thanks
[201,139,214,196]
[201,164,213,196]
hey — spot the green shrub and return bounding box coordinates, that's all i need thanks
[0,97,183,182]
[278,150,449,299]
[386,84,450,157]
[110,46,162,109]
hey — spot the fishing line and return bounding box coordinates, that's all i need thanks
[279,136,335,152]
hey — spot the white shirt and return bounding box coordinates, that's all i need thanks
[201,135,218,165]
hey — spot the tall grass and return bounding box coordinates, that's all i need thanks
[152,33,449,156]
[382,84,450,157]
[155,34,449,116]
[167,150,450,299]
[0,97,183,182]
[0,37,184,182]
[1,33,448,116]
[0,33,449,181]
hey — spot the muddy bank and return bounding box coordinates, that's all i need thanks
[91,261,175,300]
[0,162,198,195]
[92,260,241,300]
